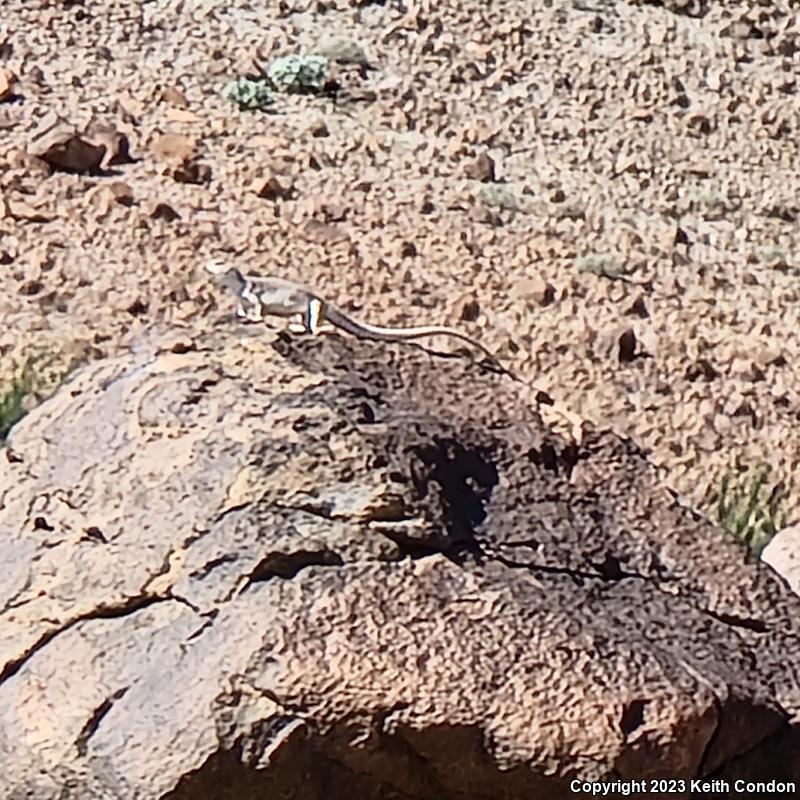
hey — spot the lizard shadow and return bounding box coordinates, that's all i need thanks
[266,327,512,382]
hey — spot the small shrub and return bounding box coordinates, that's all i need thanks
[221,77,273,111]
[695,190,733,217]
[0,350,84,444]
[0,359,35,443]
[479,183,519,211]
[267,54,329,94]
[575,253,623,280]
[756,245,790,266]
[713,463,789,556]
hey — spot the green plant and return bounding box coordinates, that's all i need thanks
[575,253,623,280]
[756,245,790,266]
[713,463,789,556]
[221,77,274,111]
[0,359,35,443]
[696,190,728,211]
[267,54,329,94]
[479,183,519,211]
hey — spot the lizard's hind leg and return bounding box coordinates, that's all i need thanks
[303,298,324,334]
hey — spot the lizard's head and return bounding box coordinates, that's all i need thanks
[204,259,229,276]
[207,261,247,295]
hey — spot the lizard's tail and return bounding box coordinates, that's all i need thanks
[324,306,495,359]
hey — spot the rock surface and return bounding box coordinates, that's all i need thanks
[3,0,800,795]
[763,523,800,597]
[1,327,799,798]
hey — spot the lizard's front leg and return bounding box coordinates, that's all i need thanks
[236,301,265,323]
[235,285,266,322]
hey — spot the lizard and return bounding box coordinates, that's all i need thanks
[206,261,512,372]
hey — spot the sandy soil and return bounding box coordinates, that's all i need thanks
[1,0,799,523]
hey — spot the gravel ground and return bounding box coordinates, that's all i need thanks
[1,0,799,524]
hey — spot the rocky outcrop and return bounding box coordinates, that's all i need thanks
[763,523,800,597]
[1,327,799,799]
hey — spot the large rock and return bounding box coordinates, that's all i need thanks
[1,326,799,799]
[763,523,800,597]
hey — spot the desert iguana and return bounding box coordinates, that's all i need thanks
[206,261,510,370]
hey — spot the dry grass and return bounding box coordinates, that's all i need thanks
[713,463,791,556]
